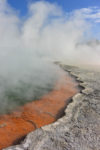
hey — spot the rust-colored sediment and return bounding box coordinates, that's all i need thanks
[0,70,78,149]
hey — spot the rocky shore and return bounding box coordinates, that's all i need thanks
[4,64,100,150]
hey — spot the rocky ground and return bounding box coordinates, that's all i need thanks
[4,64,100,150]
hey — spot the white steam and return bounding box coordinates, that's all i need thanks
[0,0,100,65]
[0,0,100,113]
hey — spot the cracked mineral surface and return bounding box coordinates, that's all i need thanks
[4,64,100,150]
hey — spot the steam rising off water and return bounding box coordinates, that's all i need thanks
[0,0,100,113]
[0,62,61,114]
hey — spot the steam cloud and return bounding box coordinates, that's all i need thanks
[0,0,100,113]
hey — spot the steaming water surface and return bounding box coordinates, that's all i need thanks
[0,62,61,114]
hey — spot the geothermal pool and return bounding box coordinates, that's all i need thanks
[0,69,78,149]
[0,63,61,114]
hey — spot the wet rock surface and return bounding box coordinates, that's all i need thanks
[4,64,100,150]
